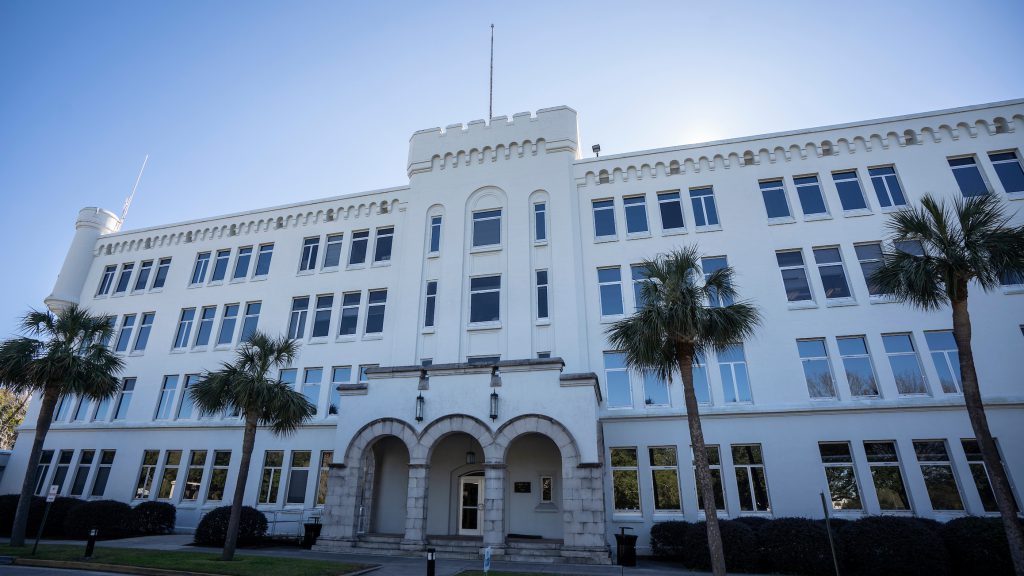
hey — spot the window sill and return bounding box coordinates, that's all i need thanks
[296,270,315,277]
[533,240,549,247]
[695,224,722,233]
[599,315,624,324]
[371,260,391,268]
[149,288,165,294]
[251,276,268,282]
[880,205,907,213]
[110,293,127,298]
[1002,285,1024,295]
[1006,191,1024,201]
[467,321,502,331]
[346,264,367,271]
[336,335,357,342]
[610,513,645,522]
[661,227,687,236]
[802,213,832,222]
[868,295,898,305]
[187,284,203,289]
[652,512,686,521]
[825,298,858,308]
[470,245,502,255]
[128,351,145,357]
[207,281,225,287]
[307,338,328,345]
[94,294,108,300]
[320,267,339,274]
[362,333,383,341]
[842,208,873,218]
[427,252,440,259]
[131,290,147,295]
[421,327,436,335]
[625,231,651,240]
[593,235,618,244]
[766,217,796,226]
[535,319,551,327]
[169,348,187,354]
[786,300,818,310]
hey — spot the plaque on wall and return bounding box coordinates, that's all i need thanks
[513,481,531,493]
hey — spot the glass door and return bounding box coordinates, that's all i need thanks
[458,476,484,536]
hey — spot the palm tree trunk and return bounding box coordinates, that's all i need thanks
[222,413,258,561]
[951,295,1024,575]
[9,388,59,547]
[676,342,726,576]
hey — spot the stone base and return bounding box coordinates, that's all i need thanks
[311,537,358,553]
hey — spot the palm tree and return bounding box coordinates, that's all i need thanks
[871,193,1024,575]
[0,304,124,546]
[608,247,761,576]
[190,331,314,561]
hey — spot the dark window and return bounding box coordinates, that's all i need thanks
[472,209,502,247]
[470,275,501,323]
[794,175,828,215]
[832,171,868,211]
[657,191,685,230]
[948,157,989,197]
[592,199,616,237]
[759,180,791,219]
[374,227,394,262]
[365,290,387,334]
[424,281,437,328]
[990,151,1024,193]
[349,231,369,265]
[868,166,907,208]
[623,196,649,234]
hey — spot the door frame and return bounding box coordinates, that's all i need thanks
[458,475,485,536]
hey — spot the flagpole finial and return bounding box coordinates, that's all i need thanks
[489,24,495,121]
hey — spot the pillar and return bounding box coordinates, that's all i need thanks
[401,463,429,550]
[483,463,506,554]
[45,207,120,312]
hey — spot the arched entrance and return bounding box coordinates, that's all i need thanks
[505,433,563,540]
[363,436,409,534]
[425,432,486,537]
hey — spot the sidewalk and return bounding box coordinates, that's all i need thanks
[40,534,722,576]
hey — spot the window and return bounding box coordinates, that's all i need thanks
[114,314,136,353]
[71,397,90,422]
[913,440,964,511]
[316,451,333,505]
[732,444,770,512]
[592,200,616,238]
[349,231,369,265]
[157,450,181,499]
[760,180,792,220]
[631,264,649,310]
[114,263,134,294]
[854,243,884,297]
[233,247,252,279]
[254,244,273,277]
[537,352,551,359]
[239,302,261,342]
[133,312,154,352]
[323,234,343,268]
[925,331,961,394]
[695,445,726,511]
[813,247,853,300]
[70,450,94,496]
[466,356,499,365]
[99,316,115,348]
[177,374,200,419]
[51,451,72,493]
[535,271,549,320]
[339,292,360,336]
[776,250,813,302]
[798,339,837,399]
[424,281,438,328]
[359,365,376,384]
[623,195,649,234]
[639,370,669,406]
[472,209,502,247]
[329,366,350,415]
[693,353,711,405]
[611,447,640,512]
[155,375,178,420]
[864,441,911,510]
[701,256,733,307]
[302,368,322,415]
[113,377,134,420]
[309,295,332,338]
[207,451,231,501]
[533,202,547,242]
[838,336,879,397]
[173,308,196,349]
[819,442,863,511]
[657,191,685,230]
[598,267,624,316]
[794,175,828,216]
[211,249,231,282]
[191,253,210,285]
[895,239,924,256]
[299,238,319,272]
[279,368,297,389]
[719,344,751,403]
[33,450,54,495]
[91,450,115,497]
[92,394,111,421]
[832,171,869,211]
[650,447,681,511]
[882,334,928,395]
[540,476,553,503]
[53,395,71,422]
[868,166,907,208]
[1001,269,1024,287]
[134,450,160,499]
[152,258,171,289]
[182,450,207,501]
[961,439,1017,513]
[689,187,720,227]
[365,290,387,334]
[948,156,989,197]
[469,276,501,323]
[259,450,284,504]
[373,227,394,262]
[989,151,1024,194]
[429,215,443,254]
[194,306,216,347]
[603,352,632,408]
[134,261,153,291]
[97,265,116,296]
[286,451,312,505]
[217,304,239,346]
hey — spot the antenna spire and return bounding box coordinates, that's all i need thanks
[489,23,494,120]
[119,154,149,230]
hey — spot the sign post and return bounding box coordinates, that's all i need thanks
[32,485,59,555]
[820,491,841,576]
[483,546,492,574]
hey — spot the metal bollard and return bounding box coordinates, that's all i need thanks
[84,528,98,559]
[426,547,436,576]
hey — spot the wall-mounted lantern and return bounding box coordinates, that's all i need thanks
[490,390,499,421]
[415,392,424,422]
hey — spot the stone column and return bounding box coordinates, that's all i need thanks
[483,463,506,556]
[559,463,610,564]
[314,464,359,551]
[401,463,429,551]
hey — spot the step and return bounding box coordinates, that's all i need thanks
[504,554,567,564]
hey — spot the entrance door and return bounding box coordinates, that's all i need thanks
[458,476,484,536]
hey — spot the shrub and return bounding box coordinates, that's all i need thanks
[129,501,176,535]
[194,506,267,547]
[0,494,79,538]
[734,515,771,531]
[43,497,82,538]
[940,516,1017,576]
[649,520,690,559]
[757,518,834,576]
[838,516,948,576]
[684,519,759,572]
[63,499,132,539]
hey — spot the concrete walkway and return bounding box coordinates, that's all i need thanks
[37,534,727,575]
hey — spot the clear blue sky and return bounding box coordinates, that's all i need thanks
[1,0,1022,333]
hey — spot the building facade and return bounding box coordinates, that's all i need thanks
[3,100,1024,563]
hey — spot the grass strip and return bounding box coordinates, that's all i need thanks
[458,572,575,576]
[0,544,366,576]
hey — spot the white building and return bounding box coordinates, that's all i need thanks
[3,100,1023,564]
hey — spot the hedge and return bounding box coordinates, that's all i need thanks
[129,501,177,535]
[940,516,1018,576]
[194,505,267,547]
[63,499,134,539]
[1,494,180,540]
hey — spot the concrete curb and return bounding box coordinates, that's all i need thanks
[11,556,380,576]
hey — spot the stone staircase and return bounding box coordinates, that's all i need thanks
[347,534,575,564]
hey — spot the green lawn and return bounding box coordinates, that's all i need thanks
[458,572,575,576]
[0,544,366,576]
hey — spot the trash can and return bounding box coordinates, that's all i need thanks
[301,522,323,549]
[614,526,637,567]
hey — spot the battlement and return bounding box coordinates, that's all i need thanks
[407,106,579,176]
